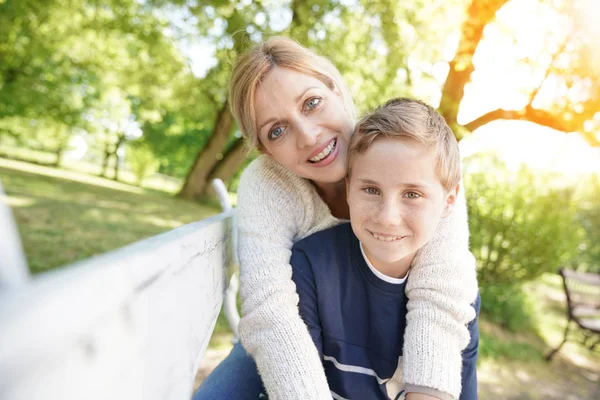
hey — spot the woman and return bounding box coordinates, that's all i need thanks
[195,36,478,400]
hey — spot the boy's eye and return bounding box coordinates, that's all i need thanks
[404,191,421,199]
[363,187,380,195]
[305,97,322,111]
[268,126,285,140]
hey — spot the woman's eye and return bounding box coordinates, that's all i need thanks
[269,126,285,140]
[364,187,380,195]
[305,97,322,111]
[404,191,421,199]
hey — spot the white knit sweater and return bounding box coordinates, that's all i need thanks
[236,155,478,399]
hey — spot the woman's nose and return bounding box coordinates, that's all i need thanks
[296,120,319,149]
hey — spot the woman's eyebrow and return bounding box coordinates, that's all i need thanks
[295,86,319,103]
[258,118,276,134]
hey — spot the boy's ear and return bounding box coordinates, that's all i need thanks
[441,183,460,218]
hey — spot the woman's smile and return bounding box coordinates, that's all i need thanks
[307,138,338,166]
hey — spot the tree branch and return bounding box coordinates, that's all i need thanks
[527,32,573,105]
[464,106,572,132]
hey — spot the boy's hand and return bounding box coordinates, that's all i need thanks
[406,393,444,400]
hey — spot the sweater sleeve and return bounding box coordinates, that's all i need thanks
[235,159,331,399]
[402,184,479,399]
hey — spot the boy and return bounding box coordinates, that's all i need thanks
[290,98,479,400]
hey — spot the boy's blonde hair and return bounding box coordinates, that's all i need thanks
[229,36,356,149]
[348,98,461,191]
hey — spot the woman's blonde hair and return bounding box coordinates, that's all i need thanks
[229,36,356,149]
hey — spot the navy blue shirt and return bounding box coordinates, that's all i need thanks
[290,223,480,400]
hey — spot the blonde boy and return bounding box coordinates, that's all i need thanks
[290,98,479,400]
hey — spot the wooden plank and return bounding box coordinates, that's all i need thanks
[0,210,235,400]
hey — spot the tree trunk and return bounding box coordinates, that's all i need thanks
[201,138,247,200]
[54,146,64,167]
[177,101,235,201]
[439,0,509,137]
[101,142,111,178]
[112,133,125,182]
[53,134,68,167]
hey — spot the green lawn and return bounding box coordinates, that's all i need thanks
[0,157,218,273]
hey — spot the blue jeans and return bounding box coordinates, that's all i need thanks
[192,343,266,399]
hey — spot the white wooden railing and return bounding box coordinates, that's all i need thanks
[0,180,239,400]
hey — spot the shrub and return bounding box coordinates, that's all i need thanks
[126,142,160,186]
[479,282,537,332]
[463,153,584,331]
[570,173,600,273]
[464,154,582,287]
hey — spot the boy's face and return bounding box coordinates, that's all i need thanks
[346,137,458,273]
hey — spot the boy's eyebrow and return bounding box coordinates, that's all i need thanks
[356,178,380,185]
[355,177,431,189]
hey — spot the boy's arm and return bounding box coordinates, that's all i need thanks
[290,247,323,357]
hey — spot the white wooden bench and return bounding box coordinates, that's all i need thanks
[0,179,239,400]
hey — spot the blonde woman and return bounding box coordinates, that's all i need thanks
[194,37,478,400]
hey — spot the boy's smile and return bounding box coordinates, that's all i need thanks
[346,137,457,278]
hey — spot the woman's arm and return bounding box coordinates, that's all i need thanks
[236,158,331,399]
[403,185,479,399]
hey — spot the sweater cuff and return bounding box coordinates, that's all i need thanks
[405,384,454,400]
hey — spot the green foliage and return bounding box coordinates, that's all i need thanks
[570,173,600,273]
[478,327,542,361]
[465,153,582,287]
[0,0,189,164]
[126,141,160,185]
[479,282,537,333]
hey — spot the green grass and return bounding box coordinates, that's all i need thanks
[0,157,218,273]
[0,145,183,193]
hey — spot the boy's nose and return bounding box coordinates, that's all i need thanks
[375,200,403,227]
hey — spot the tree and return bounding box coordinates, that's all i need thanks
[440,0,600,145]
[1,0,191,168]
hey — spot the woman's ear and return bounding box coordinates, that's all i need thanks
[441,183,460,218]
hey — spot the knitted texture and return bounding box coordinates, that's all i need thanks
[236,155,478,399]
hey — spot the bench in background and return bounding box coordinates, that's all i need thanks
[546,268,600,361]
[0,180,239,400]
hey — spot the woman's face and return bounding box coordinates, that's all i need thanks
[254,66,354,186]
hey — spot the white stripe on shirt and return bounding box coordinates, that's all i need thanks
[323,354,390,385]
